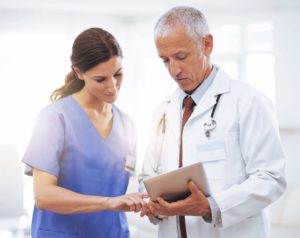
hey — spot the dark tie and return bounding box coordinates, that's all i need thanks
[179,96,195,238]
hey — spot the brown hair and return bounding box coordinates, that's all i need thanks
[50,27,123,102]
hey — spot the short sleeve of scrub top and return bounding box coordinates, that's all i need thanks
[22,108,65,177]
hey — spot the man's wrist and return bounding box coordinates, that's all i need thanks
[203,196,222,226]
[202,198,212,220]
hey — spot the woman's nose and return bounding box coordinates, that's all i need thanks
[106,78,117,93]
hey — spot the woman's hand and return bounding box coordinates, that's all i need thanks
[107,193,148,212]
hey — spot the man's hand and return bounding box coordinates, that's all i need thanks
[142,181,211,218]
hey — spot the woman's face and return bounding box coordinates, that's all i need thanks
[76,56,123,104]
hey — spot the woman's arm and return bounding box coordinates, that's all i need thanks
[33,168,147,214]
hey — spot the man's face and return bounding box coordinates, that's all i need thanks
[155,25,213,93]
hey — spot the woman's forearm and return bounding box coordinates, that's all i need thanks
[34,184,110,214]
[33,168,146,214]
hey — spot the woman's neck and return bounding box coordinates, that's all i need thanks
[72,90,112,114]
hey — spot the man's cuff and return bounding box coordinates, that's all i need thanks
[203,196,222,227]
[149,216,162,225]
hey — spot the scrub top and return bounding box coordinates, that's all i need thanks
[22,95,136,238]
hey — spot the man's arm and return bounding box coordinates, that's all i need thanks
[212,90,286,228]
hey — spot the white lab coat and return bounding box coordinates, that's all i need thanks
[139,68,286,238]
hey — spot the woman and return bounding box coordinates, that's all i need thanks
[22,27,146,238]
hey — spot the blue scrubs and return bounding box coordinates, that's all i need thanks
[22,95,136,238]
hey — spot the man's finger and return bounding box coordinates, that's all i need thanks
[157,197,169,208]
[188,180,201,195]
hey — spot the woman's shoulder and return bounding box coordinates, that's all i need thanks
[37,96,72,121]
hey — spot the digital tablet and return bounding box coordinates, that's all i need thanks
[143,162,210,202]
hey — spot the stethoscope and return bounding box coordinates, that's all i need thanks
[204,94,222,138]
[155,94,222,174]
[158,94,222,138]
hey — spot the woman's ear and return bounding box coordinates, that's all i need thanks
[73,67,84,80]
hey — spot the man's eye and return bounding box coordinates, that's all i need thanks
[177,55,187,60]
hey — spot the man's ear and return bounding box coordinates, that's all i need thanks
[202,34,213,56]
[73,67,84,80]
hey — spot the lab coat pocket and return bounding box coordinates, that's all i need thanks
[197,132,246,193]
[197,141,226,163]
[197,140,229,180]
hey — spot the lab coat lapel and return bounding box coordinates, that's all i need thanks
[190,69,230,121]
[165,89,182,140]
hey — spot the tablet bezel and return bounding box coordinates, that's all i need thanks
[143,162,210,202]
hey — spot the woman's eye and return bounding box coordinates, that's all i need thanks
[96,79,105,83]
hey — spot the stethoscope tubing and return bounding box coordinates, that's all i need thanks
[159,94,223,137]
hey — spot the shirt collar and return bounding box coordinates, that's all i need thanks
[180,65,218,107]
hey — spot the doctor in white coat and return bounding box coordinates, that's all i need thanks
[138,6,286,238]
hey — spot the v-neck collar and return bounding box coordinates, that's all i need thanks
[68,95,116,142]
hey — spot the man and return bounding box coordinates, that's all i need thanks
[138,6,286,238]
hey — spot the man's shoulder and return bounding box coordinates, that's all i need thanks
[216,67,259,96]
[225,78,273,113]
[154,89,179,112]
[230,79,255,93]
[214,68,271,108]
[215,69,262,100]
[153,99,170,116]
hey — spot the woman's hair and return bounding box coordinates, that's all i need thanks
[50,27,123,102]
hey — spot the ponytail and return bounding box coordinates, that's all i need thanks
[50,70,84,102]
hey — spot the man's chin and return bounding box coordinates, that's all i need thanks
[179,85,195,94]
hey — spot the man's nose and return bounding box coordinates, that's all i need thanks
[169,60,181,78]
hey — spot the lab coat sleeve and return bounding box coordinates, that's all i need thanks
[22,108,65,177]
[213,89,287,229]
[138,103,167,225]
[138,102,167,189]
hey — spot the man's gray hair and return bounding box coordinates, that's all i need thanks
[154,6,210,42]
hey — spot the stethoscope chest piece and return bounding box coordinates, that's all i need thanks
[203,94,222,138]
[204,118,216,138]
